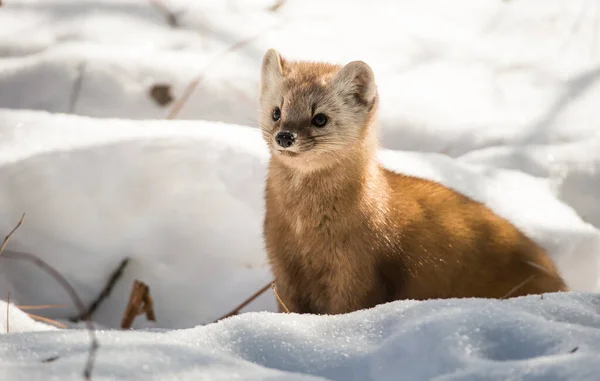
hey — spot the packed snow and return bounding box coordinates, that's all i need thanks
[0,0,600,380]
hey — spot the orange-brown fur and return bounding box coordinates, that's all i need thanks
[259,49,568,315]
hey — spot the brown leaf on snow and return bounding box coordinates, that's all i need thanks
[149,84,174,107]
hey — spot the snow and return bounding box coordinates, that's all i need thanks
[2,293,600,380]
[0,300,59,334]
[0,0,599,379]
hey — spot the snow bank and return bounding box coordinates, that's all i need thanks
[0,109,598,331]
[1,292,600,380]
[0,109,275,329]
[459,139,600,230]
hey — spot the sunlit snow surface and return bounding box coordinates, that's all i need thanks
[0,0,600,380]
[2,293,600,380]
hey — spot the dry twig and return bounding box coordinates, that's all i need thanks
[0,214,99,380]
[214,281,272,322]
[0,213,25,255]
[121,280,156,329]
[271,281,289,313]
[70,258,130,322]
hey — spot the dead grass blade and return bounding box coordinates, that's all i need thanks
[26,313,68,329]
[18,304,69,311]
[214,281,272,322]
[271,281,290,313]
[0,213,25,255]
[501,275,536,299]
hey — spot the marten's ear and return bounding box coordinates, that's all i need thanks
[332,61,377,109]
[260,49,284,95]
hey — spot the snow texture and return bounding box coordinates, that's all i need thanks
[0,0,599,380]
[2,293,600,380]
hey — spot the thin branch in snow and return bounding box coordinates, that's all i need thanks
[70,258,130,323]
[166,25,280,119]
[0,213,25,255]
[271,281,290,313]
[214,281,272,323]
[6,291,10,333]
[0,214,99,381]
[2,250,99,380]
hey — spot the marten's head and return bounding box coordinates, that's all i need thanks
[259,49,379,172]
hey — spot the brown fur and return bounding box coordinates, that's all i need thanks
[259,49,568,315]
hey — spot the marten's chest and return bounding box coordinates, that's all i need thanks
[265,197,384,313]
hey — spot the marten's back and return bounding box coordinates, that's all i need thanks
[382,168,568,300]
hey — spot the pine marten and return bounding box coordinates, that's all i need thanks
[259,48,568,315]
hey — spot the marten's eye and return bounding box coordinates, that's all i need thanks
[272,107,281,122]
[312,113,328,128]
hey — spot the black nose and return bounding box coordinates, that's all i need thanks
[275,131,296,148]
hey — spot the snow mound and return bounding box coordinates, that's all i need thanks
[0,109,275,330]
[459,139,600,230]
[1,293,600,380]
[0,301,57,334]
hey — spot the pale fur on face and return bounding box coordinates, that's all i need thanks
[259,49,379,172]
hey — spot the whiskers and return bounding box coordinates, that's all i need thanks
[309,134,360,155]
